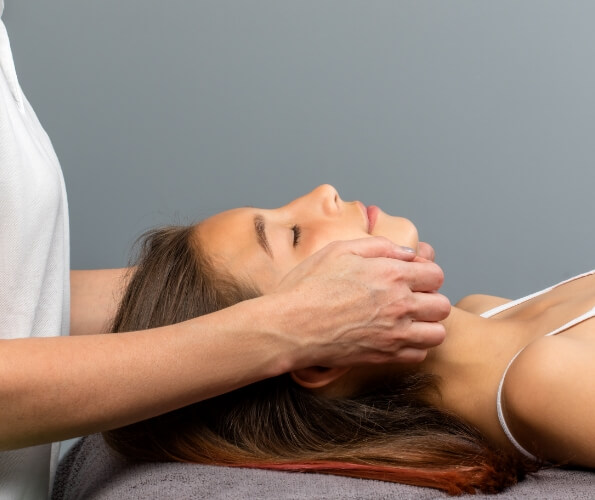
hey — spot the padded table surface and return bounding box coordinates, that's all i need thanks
[53,434,594,499]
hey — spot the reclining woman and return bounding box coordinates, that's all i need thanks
[104,184,595,495]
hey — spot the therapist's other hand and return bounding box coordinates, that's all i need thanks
[267,237,450,369]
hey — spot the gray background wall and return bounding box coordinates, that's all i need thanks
[4,1,595,302]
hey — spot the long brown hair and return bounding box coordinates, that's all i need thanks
[104,224,538,495]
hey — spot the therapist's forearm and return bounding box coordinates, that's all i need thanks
[2,237,449,450]
[70,269,131,335]
[0,296,289,450]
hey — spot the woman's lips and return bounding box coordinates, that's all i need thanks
[356,201,370,232]
[366,205,380,234]
[356,201,380,234]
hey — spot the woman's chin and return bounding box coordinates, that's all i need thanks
[373,213,419,251]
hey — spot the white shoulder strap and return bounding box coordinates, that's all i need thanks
[497,303,595,460]
[482,270,595,318]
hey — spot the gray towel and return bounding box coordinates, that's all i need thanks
[53,434,594,499]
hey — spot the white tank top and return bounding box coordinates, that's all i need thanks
[481,270,595,460]
[1,2,70,498]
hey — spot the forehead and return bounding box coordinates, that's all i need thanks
[196,207,277,291]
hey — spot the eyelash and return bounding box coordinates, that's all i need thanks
[291,225,301,247]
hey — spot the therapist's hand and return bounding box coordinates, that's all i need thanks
[265,236,450,369]
[417,241,436,262]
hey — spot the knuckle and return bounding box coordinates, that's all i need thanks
[327,240,343,253]
[391,295,415,318]
[388,263,407,283]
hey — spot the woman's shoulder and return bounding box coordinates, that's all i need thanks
[455,294,511,314]
[501,332,595,466]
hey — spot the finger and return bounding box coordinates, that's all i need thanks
[408,261,445,292]
[413,255,431,263]
[396,321,447,350]
[332,237,418,262]
[376,259,444,292]
[417,241,436,262]
[392,347,429,364]
[408,292,451,322]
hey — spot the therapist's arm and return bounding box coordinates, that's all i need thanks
[1,237,448,450]
[70,269,131,335]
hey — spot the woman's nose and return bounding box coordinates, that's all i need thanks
[309,184,341,215]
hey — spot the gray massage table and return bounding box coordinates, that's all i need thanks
[53,434,593,499]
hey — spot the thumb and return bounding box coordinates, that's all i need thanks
[338,237,418,261]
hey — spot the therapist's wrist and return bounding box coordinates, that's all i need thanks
[247,290,338,374]
[224,294,302,377]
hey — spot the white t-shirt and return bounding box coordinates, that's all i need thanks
[1,1,70,498]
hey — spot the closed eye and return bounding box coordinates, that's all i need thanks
[292,225,301,247]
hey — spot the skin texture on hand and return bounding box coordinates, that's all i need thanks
[265,236,450,369]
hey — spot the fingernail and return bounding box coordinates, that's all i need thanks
[400,246,416,254]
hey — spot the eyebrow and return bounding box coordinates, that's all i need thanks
[253,214,273,258]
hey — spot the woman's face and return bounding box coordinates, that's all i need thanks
[196,184,418,292]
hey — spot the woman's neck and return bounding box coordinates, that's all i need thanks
[419,306,528,446]
[425,305,527,371]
